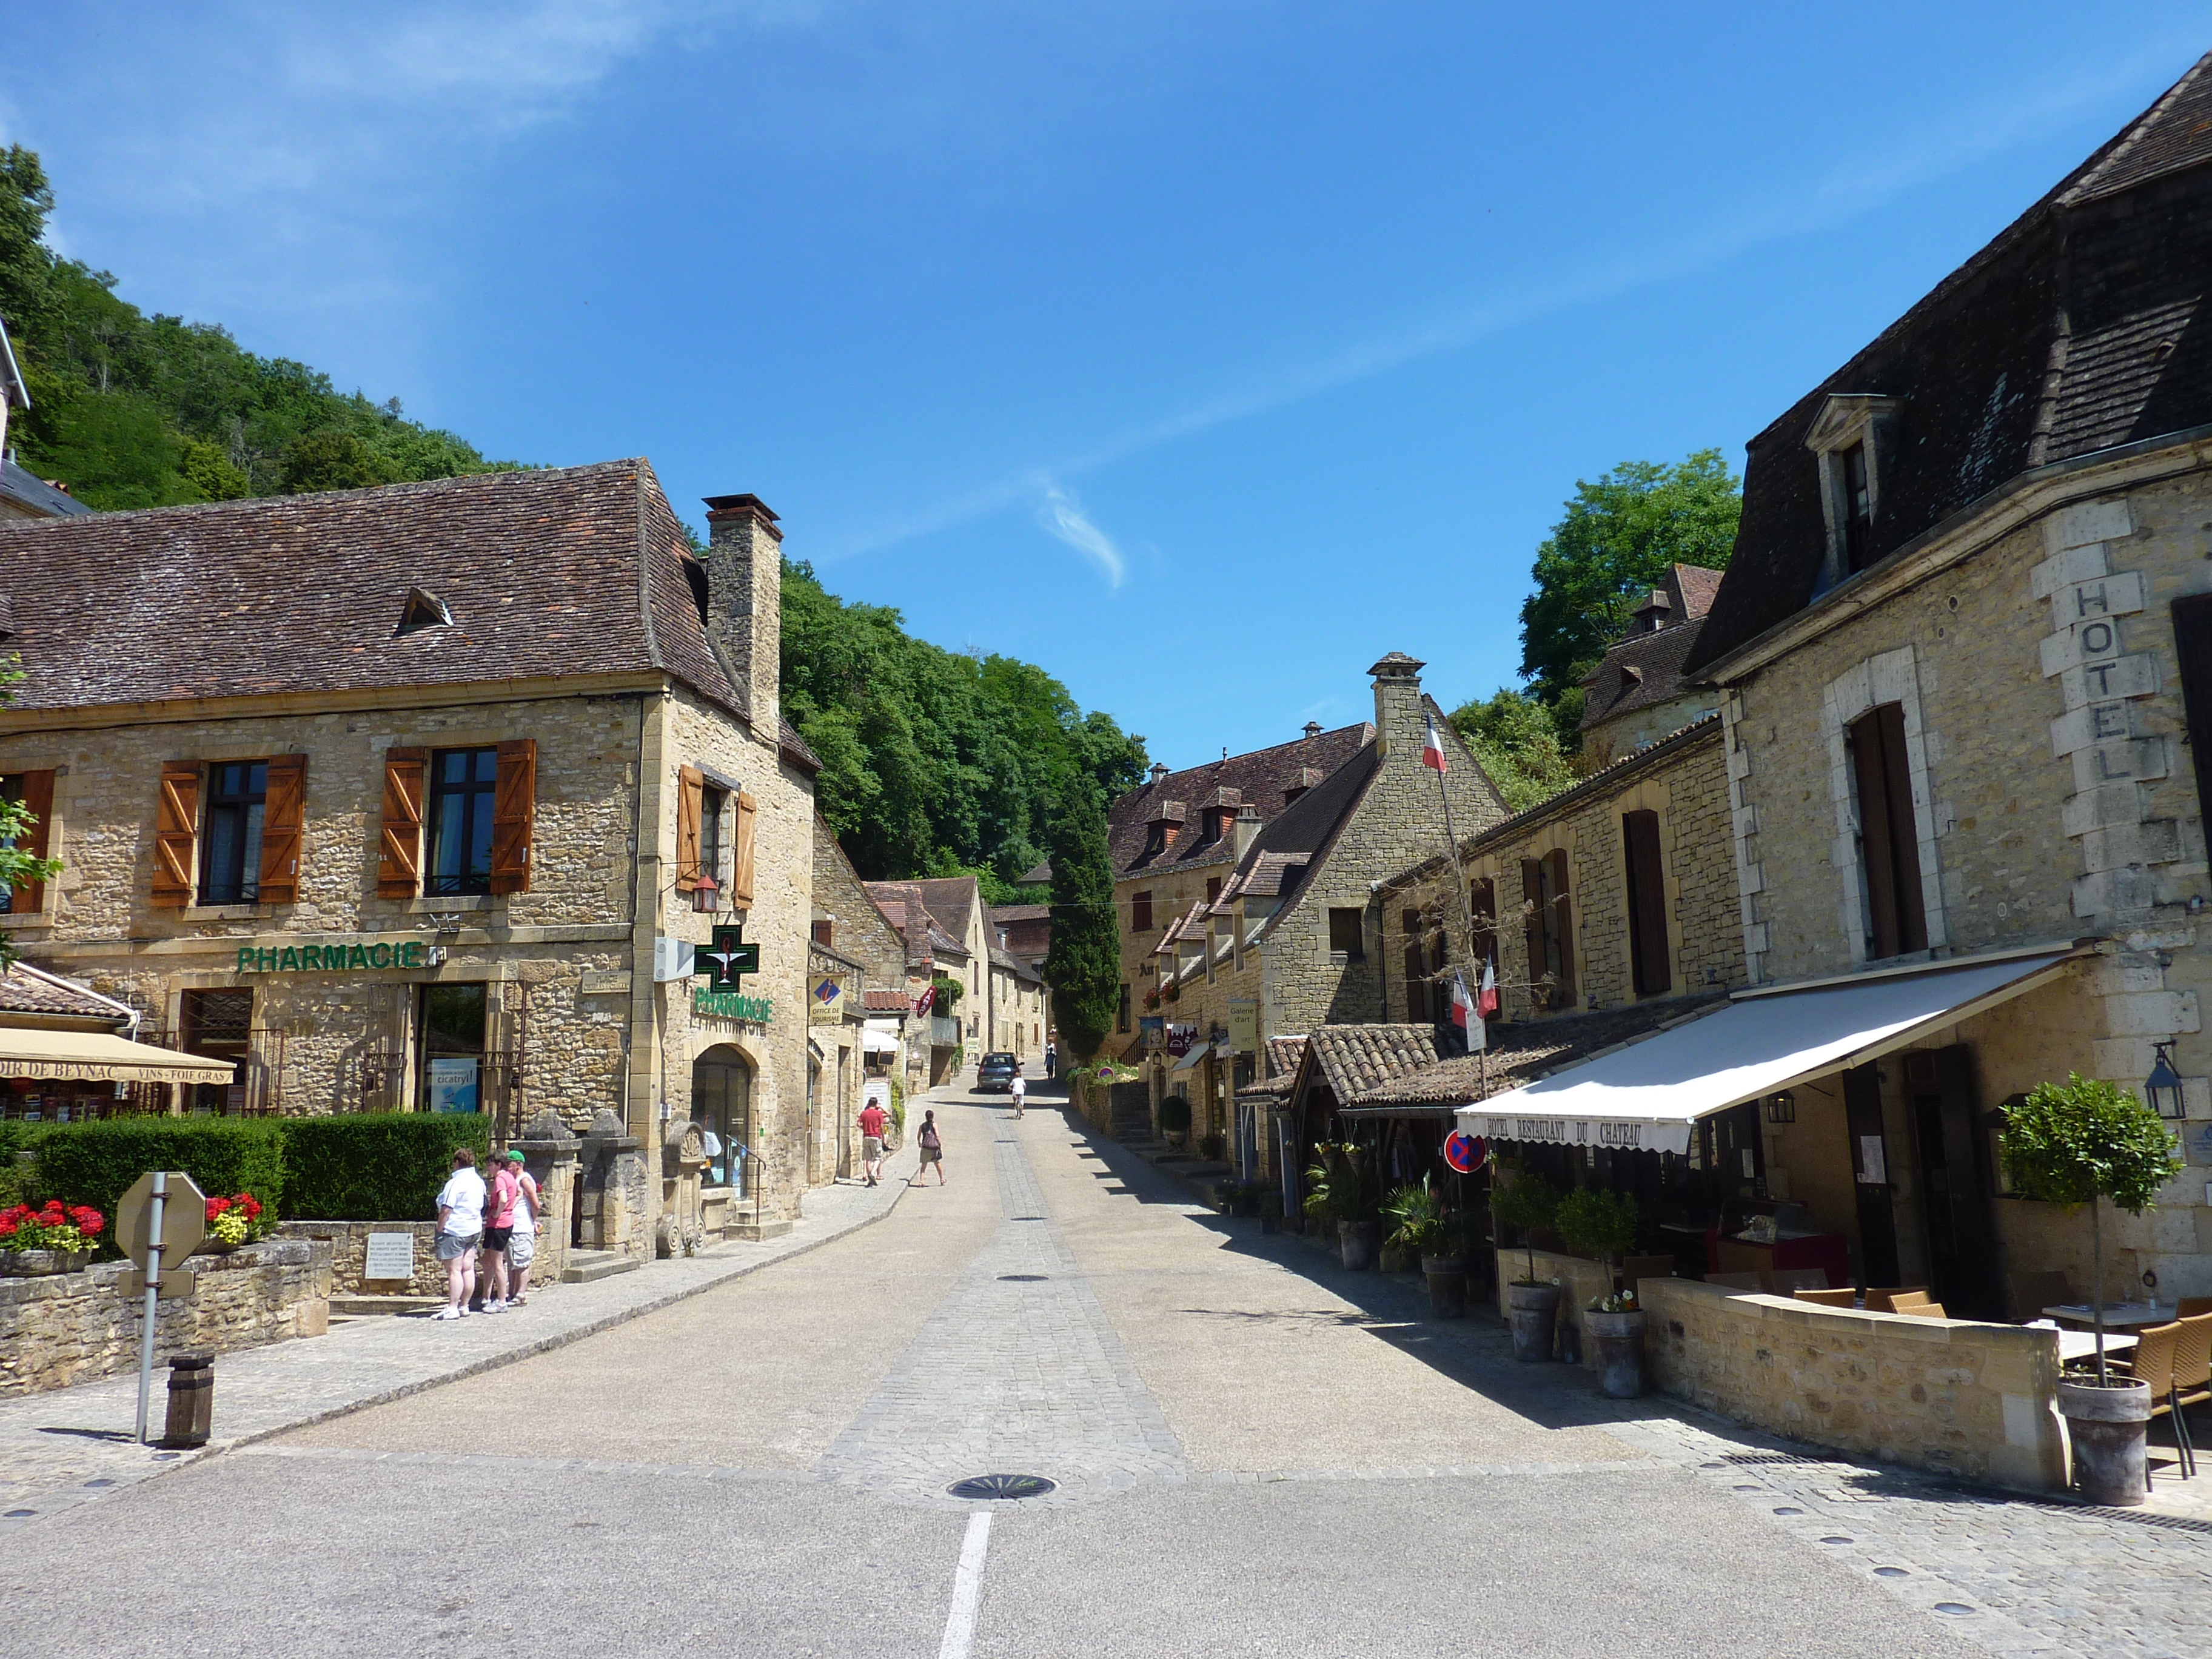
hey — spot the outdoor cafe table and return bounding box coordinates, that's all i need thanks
[2043,1302,2177,1330]
[2049,1329,2140,1364]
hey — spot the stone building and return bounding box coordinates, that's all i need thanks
[0,461,823,1249]
[860,874,1042,1070]
[1136,654,1507,1176]
[1465,56,2212,1317]
[862,879,971,1086]
[1577,564,1722,768]
[812,813,912,1116]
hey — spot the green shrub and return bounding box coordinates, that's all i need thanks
[279,1114,492,1221]
[1158,1095,1192,1135]
[1555,1186,1639,1265]
[32,1118,286,1252]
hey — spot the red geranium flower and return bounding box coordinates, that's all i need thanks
[206,1197,230,1219]
[239,1195,262,1219]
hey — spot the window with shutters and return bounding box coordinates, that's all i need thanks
[427,748,500,896]
[0,771,54,916]
[1402,908,1430,1023]
[813,918,834,947]
[700,786,726,887]
[1470,876,1495,969]
[1327,907,1365,961]
[1131,891,1153,933]
[1521,851,1576,1011]
[729,789,756,906]
[1848,703,1928,959]
[1621,810,1671,996]
[1205,876,1221,905]
[199,761,268,905]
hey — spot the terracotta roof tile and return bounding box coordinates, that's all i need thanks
[1304,1024,1440,1103]
[1110,723,1372,877]
[0,962,130,1024]
[1349,996,1728,1108]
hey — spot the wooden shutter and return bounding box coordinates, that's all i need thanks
[1520,859,1545,1008]
[731,789,757,906]
[377,748,427,899]
[674,765,704,893]
[1849,705,1924,956]
[1543,848,1577,1007]
[2173,594,2212,834]
[152,762,199,907]
[1133,891,1153,933]
[1470,877,1495,967]
[7,769,54,914]
[1622,809,1671,995]
[256,755,307,905]
[491,739,536,895]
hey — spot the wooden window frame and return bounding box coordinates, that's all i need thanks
[426,747,501,898]
[1,769,55,916]
[1848,704,1926,959]
[152,761,201,908]
[199,759,270,907]
[378,748,427,899]
[1131,890,1153,934]
[1327,906,1365,962]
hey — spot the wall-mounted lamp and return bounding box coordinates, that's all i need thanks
[1764,1090,1797,1125]
[2147,1039,2187,1121]
[691,874,722,914]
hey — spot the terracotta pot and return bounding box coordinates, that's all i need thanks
[1584,1309,1647,1398]
[1506,1281,1561,1362]
[0,1248,90,1277]
[2059,1376,2153,1506]
[1421,1254,1469,1318]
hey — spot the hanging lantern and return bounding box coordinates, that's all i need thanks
[2146,1040,2187,1121]
[691,873,722,914]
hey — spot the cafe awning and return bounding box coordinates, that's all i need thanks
[0,1027,240,1085]
[1170,1039,1226,1074]
[1456,946,2081,1156]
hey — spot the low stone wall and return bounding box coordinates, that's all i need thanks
[276,1221,444,1297]
[1641,1278,2067,1493]
[0,1238,333,1398]
[1493,1246,1617,1368]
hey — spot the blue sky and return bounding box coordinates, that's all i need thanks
[8,5,2209,768]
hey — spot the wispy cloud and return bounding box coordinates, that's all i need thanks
[825,47,2177,563]
[1037,485,1125,588]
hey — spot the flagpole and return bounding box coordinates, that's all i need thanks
[1431,745,1483,1031]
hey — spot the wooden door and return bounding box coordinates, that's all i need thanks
[1842,1061,1901,1289]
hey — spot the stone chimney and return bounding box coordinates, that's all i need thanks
[701,493,783,734]
[1367,652,1426,762]
[1148,762,1170,787]
[1232,804,1263,859]
[1302,721,1322,740]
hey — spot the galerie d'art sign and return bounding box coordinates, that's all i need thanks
[238,940,434,974]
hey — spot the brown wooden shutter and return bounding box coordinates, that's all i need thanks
[8,769,54,914]
[377,748,427,899]
[1520,859,1544,1007]
[674,765,704,893]
[152,762,200,907]
[1622,809,1671,995]
[490,739,536,895]
[256,754,307,905]
[1544,848,1577,1007]
[731,789,757,906]
[1470,877,1495,967]
[1133,891,1153,933]
[2173,594,2212,834]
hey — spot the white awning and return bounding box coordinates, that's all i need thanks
[0,1027,240,1085]
[861,1028,899,1054]
[1456,948,2079,1156]
[1170,1039,1227,1073]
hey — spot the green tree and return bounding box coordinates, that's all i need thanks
[1042,772,1120,1064]
[1519,450,1741,706]
[2002,1073,2185,1381]
[1447,687,1577,813]
[0,658,61,966]
[0,146,56,339]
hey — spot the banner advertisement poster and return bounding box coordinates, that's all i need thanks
[427,1056,480,1114]
[1140,1016,1166,1050]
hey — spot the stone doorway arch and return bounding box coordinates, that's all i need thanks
[691,1044,754,1197]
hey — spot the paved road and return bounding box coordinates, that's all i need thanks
[8,1083,2211,1658]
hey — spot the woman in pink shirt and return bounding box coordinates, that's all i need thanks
[480,1156,520,1312]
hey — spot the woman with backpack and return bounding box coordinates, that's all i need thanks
[914,1110,946,1185]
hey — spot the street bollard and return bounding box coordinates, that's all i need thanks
[159,1352,215,1449]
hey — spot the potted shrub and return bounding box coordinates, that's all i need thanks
[1557,1187,1644,1397]
[1258,1188,1284,1235]
[0,1199,106,1276]
[1199,1132,1227,1164]
[1385,1179,1469,1317]
[1157,1094,1192,1149]
[2002,1072,2185,1506]
[1304,1141,1379,1269]
[1493,1170,1563,1362]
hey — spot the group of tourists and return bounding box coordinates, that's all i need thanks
[431,1147,540,1321]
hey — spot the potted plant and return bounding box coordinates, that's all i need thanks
[1199,1132,1227,1163]
[0,1199,106,1276]
[1258,1188,1284,1235]
[1557,1187,1645,1397]
[1493,1170,1563,1362]
[1158,1094,1192,1149]
[2002,1072,2185,1506]
[200,1192,269,1254]
[1385,1178,1469,1317]
[1304,1141,1379,1269]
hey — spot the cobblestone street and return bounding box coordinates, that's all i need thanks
[5,1080,2211,1658]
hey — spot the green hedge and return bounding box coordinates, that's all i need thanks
[279,1114,491,1222]
[30,1118,286,1245]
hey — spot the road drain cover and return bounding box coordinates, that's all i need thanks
[998,1273,1049,1282]
[947,1473,1057,1501]
[1011,1215,1046,1221]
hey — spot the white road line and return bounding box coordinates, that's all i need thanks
[937,1510,993,1659]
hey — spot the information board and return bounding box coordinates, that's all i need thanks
[364,1232,417,1280]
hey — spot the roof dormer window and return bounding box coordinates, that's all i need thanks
[1805,394,1900,592]
[397,587,455,635]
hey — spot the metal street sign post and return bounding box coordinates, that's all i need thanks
[116,1170,205,1444]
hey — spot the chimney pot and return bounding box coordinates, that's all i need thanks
[1302,721,1322,740]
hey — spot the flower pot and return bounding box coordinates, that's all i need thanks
[1584,1309,1647,1398]
[1506,1281,1562,1362]
[1338,1219,1380,1272]
[2058,1376,2154,1506]
[0,1249,90,1277]
[1259,1215,1279,1236]
[1421,1254,1469,1318]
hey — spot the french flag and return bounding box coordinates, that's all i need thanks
[1476,957,1499,1019]
[1422,711,1449,774]
[1450,970,1486,1053]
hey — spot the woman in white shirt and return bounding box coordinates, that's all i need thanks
[434,1147,488,1321]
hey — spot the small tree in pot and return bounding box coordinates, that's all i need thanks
[1556,1187,1644,1397]
[1385,1178,1470,1317]
[1304,1141,1379,1269]
[1157,1093,1192,1150]
[2002,1073,2184,1505]
[1493,1169,1563,1362]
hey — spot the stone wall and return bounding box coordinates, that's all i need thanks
[275,1220,444,1296]
[1641,1277,2067,1493]
[0,1238,333,1396]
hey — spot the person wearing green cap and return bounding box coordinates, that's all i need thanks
[503,1150,540,1307]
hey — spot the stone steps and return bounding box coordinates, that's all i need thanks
[559,1250,645,1284]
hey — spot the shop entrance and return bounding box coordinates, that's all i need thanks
[420,983,487,1114]
[1842,1062,1902,1289]
[1906,1045,2002,1319]
[692,1045,754,1196]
